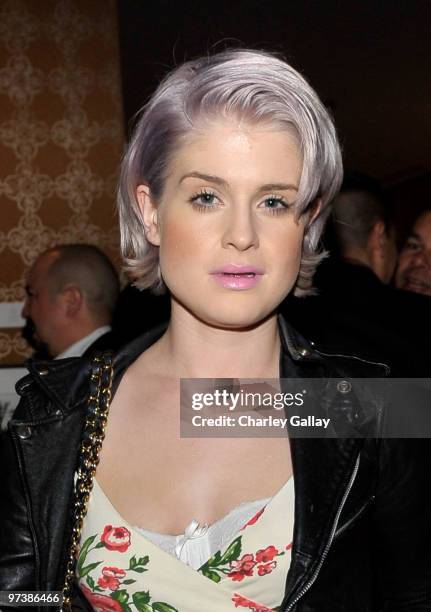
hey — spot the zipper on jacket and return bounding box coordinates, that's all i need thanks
[333,494,375,541]
[282,453,361,611]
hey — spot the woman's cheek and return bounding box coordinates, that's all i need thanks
[158,217,209,280]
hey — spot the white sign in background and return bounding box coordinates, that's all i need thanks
[0,367,27,430]
[0,303,26,428]
[0,302,25,328]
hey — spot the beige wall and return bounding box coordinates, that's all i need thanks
[0,0,124,364]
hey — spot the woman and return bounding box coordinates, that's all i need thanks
[1,49,430,612]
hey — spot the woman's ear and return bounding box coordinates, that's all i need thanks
[136,184,160,246]
[308,197,322,225]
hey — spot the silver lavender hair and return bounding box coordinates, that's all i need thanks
[118,48,343,296]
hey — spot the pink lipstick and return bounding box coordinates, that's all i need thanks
[210,265,264,290]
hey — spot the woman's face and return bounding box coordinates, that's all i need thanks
[138,119,307,329]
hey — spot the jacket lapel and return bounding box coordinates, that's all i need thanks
[277,315,363,608]
[282,437,362,608]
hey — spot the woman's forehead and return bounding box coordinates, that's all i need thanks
[166,119,303,184]
[181,114,300,146]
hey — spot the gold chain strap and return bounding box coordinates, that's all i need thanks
[61,353,114,610]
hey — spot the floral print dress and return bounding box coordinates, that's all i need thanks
[77,477,294,612]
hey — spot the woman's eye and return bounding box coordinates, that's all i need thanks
[189,190,219,210]
[261,196,289,214]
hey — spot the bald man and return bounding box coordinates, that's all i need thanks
[396,209,431,297]
[328,189,398,284]
[22,244,120,359]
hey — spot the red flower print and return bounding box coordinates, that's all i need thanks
[102,567,126,579]
[97,575,119,591]
[101,525,131,552]
[255,545,279,563]
[228,553,256,581]
[257,561,277,576]
[81,585,123,612]
[232,592,275,611]
[242,506,266,530]
[232,594,250,607]
[285,542,292,551]
[97,566,126,591]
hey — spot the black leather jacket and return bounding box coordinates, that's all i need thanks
[1,317,430,611]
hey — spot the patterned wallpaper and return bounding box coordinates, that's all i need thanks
[0,0,124,364]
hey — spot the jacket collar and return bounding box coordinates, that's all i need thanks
[19,314,329,414]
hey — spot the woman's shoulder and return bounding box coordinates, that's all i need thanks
[278,314,390,378]
[11,322,168,424]
[311,343,390,377]
[13,355,93,422]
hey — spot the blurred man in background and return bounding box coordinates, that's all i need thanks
[395,209,431,297]
[285,177,429,376]
[324,188,398,285]
[22,244,120,359]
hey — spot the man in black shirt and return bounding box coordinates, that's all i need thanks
[285,184,430,377]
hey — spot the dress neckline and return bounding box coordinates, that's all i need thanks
[92,475,293,539]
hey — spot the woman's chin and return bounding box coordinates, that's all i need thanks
[177,300,277,331]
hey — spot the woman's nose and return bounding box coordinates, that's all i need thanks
[221,206,259,251]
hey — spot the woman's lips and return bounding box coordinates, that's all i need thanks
[210,265,264,290]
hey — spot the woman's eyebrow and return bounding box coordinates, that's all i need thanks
[258,183,298,192]
[179,171,227,186]
[179,172,298,192]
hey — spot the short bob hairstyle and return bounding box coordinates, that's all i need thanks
[118,48,343,296]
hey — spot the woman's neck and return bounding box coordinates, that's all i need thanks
[151,304,281,379]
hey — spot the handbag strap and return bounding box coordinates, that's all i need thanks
[61,352,114,610]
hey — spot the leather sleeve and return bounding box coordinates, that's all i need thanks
[0,398,38,595]
[373,438,431,610]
